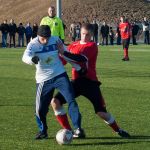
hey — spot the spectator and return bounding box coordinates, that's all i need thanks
[17,23,25,47]
[9,19,17,48]
[70,21,76,42]
[109,27,114,45]
[32,23,38,39]
[75,22,81,40]
[116,23,121,45]
[132,21,140,45]
[1,20,9,48]
[142,17,150,44]
[92,20,99,44]
[101,21,109,45]
[25,22,32,45]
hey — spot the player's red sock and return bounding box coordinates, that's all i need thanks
[124,48,128,58]
[108,121,120,132]
[104,115,120,132]
[56,114,72,130]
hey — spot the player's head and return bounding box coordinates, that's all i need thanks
[37,25,51,45]
[48,6,56,18]
[80,23,94,43]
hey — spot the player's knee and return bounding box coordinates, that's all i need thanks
[51,98,61,110]
[97,111,110,120]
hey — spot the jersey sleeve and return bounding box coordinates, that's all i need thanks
[22,43,35,65]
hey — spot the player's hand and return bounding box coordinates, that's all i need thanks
[77,67,87,77]
[56,39,64,55]
[31,56,39,64]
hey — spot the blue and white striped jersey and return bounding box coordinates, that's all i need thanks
[22,36,66,83]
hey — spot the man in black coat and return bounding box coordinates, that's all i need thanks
[9,19,17,48]
[1,20,9,48]
[101,21,109,45]
[132,22,140,45]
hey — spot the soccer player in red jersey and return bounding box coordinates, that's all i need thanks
[51,23,130,138]
[119,16,132,61]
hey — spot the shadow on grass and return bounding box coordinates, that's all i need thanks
[70,140,150,146]
[70,135,150,146]
[84,135,150,140]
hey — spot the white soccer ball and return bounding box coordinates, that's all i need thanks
[56,129,73,145]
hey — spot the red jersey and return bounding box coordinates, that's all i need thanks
[119,22,131,39]
[68,41,98,81]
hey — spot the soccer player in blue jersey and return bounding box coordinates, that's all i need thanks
[22,25,87,140]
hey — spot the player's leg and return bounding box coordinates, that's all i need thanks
[54,73,81,130]
[122,39,130,61]
[81,79,130,138]
[35,80,54,139]
[51,95,72,130]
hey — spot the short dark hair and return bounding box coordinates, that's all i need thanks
[81,23,94,34]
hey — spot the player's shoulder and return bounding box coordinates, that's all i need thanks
[87,41,97,47]
[49,36,59,42]
[27,37,40,50]
[42,16,49,20]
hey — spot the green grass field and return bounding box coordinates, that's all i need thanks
[0,45,150,150]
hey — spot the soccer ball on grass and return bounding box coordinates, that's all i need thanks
[56,129,73,145]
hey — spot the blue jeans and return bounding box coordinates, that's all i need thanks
[18,34,24,47]
[35,72,81,133]
[2,33,7,47]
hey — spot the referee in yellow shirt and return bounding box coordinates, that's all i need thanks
[40,6,65,42]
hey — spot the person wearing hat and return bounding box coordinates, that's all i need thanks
[22,25,87,140]
[40,6,65,43]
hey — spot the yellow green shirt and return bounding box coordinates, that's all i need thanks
[40,16,65,40]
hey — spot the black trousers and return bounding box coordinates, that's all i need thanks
[9,34,16,47]
[144,31,150,44]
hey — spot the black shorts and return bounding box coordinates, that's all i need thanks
[54,77,107,113]
[122,38,130,49]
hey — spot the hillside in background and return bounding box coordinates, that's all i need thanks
[0,0,150,27]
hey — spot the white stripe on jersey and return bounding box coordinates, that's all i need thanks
[36,82,44,118]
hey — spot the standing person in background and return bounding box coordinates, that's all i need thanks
[119,16,131,61]
[9,19,17,48]
[116,23,121,45]
[92,19,99,44]
[40,6,65,43]
[109,27,114,45]
[142,17,150,44]
[25,22,33,45]
[70,21,76,42]
[132,21,140,45]
[32,23,38,39]
[75,22,81,41]
[1,20,9,48]
[17,23,25,47]
[101,21,109,45]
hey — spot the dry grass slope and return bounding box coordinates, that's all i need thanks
[0,0,150,26]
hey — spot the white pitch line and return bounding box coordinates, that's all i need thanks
[109,49,150,52]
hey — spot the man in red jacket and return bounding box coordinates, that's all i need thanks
[51,23,130,138]
[119,16,132,61]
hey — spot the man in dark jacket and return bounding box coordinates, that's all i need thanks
[92,20,99,44]
[132,22,140,45]
[1,20,9,48]
[101,21,109,45]
[9,19,17,48]
[25,22,33,45]
[17,23,25,47]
